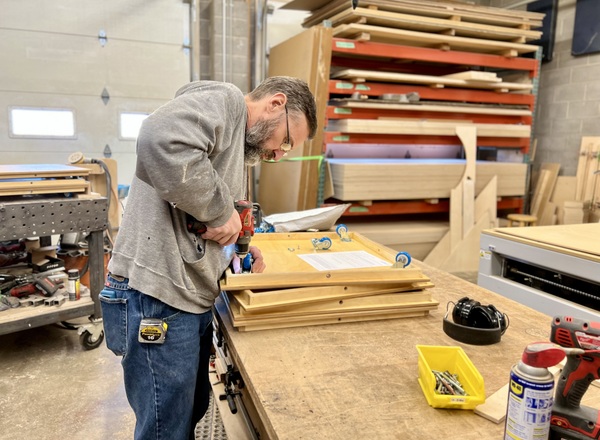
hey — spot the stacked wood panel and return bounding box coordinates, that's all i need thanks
[220,232,437,331]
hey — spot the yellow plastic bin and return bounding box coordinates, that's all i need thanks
[417,345,485,409]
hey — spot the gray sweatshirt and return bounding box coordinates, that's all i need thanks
[108,81,246,313]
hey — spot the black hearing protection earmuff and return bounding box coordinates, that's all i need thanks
[443,297,509,345]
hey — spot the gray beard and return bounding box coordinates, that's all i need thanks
[244,117,280,166]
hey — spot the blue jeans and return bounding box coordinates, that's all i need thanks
[100,275,214,440]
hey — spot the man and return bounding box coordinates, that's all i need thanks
[100,76,317,440]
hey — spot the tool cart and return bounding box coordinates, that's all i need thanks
[0,195,108,349]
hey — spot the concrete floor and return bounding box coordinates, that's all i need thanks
[0,318,135,440]
[0,271,479,440]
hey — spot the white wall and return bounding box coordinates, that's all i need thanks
[0,0,191,185]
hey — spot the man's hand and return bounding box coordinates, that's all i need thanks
[231,246,266,274]
[248,246,265,273]
[200,210,241,246]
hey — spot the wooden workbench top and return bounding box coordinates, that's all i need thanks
[214,260,597,440]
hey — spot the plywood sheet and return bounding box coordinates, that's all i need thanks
[290,0,544,29]
[331,23,539,56]
[327,159,527,201]
[325,7,541,42]
[484,223,600,262]
[0,164,89,179]
[333,100,532,117]
[331,69,532,92]
[327,118,531,138]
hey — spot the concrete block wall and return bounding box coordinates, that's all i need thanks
[488,0,600,176]
[198,0,250,93]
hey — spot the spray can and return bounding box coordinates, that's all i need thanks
[67,269,80,301]
[504,342,566,440]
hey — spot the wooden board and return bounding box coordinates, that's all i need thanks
[327,119,531,138]
[530,163,560,223]
[474,383,508,424]
[575,137,600,206]
[293,0,544,29]
[235,281,434,312]
[550,176,578,225]
[327,159,527,201]
[221,231,428,291]
[324,7,542,43]
[331,23,540,56]
[332,100,532,116]
[224,293,436,331]
[0,163,89,179]
[0,178,89,196]
[230,291,437,318]
[331,69,532,92]
[483,223,600,262]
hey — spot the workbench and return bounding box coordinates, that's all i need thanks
[0,195,108,347]
[213,259,600,440]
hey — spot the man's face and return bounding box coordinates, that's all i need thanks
[244,116,279,165]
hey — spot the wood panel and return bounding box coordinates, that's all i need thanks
[483,223,600,262]
[327,119,531,138]
[332,23,539,56]
[327,159,527,201]
[331,68,532,92]
[325,7,542,42]
[291,0,544,29]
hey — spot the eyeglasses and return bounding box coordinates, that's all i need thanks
[280,105,292,152]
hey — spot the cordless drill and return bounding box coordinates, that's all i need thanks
[550,316,600,439]
[186,200,256,259]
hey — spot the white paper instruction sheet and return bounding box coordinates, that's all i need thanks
[298,251,390,271]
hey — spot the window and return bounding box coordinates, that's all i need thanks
[9,107,76,138]
[120,112,149,140]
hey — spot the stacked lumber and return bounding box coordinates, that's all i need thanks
[289,0,543,56]
[327,159,527,201]
[0,164,90,197]
[219,231,437,331]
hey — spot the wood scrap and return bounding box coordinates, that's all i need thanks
[474,383,508,424]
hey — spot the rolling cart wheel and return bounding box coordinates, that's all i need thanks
[79,329,104,350]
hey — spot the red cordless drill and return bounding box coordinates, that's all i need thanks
[187,200,257,259]
[550,316,600,439]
